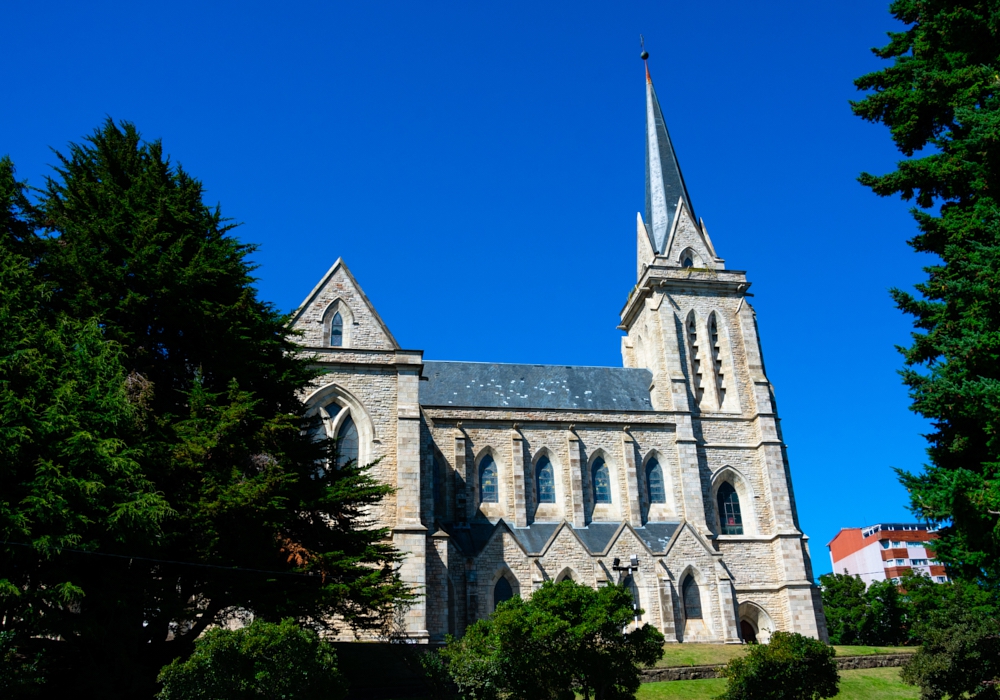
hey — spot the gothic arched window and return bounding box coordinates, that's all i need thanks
[536,457,555,504]
[330,312,344,347]
[646,459,666,504]
[494,576,513,611]
[592,458,612,504]
[335,414,359,469]
[717,481,744,535]
[432,453,447,518]
[682,575,702,619]
[682,256,694,268]
[709,312,726,407]
[480,455,498,504]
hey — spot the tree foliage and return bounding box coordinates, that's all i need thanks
[717,631,839,700]
[0,122,409,697]
[853,0,1000,582]
[157,618,344,700]
[440,579,664,700]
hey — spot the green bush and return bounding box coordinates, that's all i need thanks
[441,579,664,700]
[717,631,838,700]
[157,618,345,700]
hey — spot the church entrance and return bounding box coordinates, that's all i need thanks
[740,620,758,644]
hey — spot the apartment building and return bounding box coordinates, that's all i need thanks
[828,523,948,586]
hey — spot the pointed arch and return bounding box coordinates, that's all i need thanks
[304,383,376,468]
[530,448,564,523]
[685,310,707,408]
[585,449,622,523]
[679,247,702,269]
[489,566,520,612]
[473,447,506,517]
[738,601,774,644]
[640,450,677,524]
[711,466,757,536]
[554,566,580,584]
[707,309,741,413]
[321,298,354,348]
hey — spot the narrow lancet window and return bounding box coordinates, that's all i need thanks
[717,481,744,535]
[646,459,666,504]
[494,576,513,611]
[330,312,344,347]
[592,458,612,504]
[480,455,499,504]
[335,414,359,469]
[709,313,726,407]
[682,576,702,619]
[686,312,705,406]
[536,457,555,504]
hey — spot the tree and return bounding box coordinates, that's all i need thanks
[852,1,1000,582]
[440,579,664,700]
[819,573,904,645]
[718,631,839,700]
[901,609,1000,699]
[818,573,867,645]
[0,122,409,698]
[157,618,345,700]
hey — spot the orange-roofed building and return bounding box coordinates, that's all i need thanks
[827,523,949,586]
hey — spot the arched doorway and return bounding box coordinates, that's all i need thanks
[740,620,758,644]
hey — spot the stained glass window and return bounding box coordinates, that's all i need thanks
[480,456,498,504]
[646,459,666,504]
[335,414,359,469]
[494,576,513,611]
[330,312,343,347]
[682,576,702,619]
[717,482,743,535]
[536,457,555,504]
[593,458,611,504]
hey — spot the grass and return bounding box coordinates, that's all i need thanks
[653,643,916,668]
[636,667,918,700]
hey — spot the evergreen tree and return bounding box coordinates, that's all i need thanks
[818,573,867,645]
[852,1,1000,582]
[0,122,409,697]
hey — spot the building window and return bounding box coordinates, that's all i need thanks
[911,559,928,566]
[480,456,499,504]
[536,457,556,504]
[432,454,447,517]
[880,540,891,549]
[682,256,694,268]
[686,312,705,406]
[335,414,359,469]
[709,313,726,406]
[717,482,743,535]
[330,312,344,347]
[646,459,666,504]
[592,458,612,504]
[682,576,702,619]
[494,576,513,611]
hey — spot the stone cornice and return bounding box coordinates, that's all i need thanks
[619,264,751,330]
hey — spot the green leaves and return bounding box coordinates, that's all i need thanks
[0,122,407,697]
[440,580,664,700]
[854,0,1000,583]
[718,631,839,700]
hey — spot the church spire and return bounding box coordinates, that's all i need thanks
[643,56,696,255]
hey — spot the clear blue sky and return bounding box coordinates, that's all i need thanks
[2,1,929,577]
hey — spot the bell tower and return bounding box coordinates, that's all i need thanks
[620,54,828,640]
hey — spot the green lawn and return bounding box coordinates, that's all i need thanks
[636,667,918,700]
[654,643,916,667]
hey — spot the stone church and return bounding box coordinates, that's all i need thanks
[290,60,827,644]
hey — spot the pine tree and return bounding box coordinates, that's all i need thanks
[0,122,409,697]
[852,1,1000,583]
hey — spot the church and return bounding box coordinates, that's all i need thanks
[290,59,828,644]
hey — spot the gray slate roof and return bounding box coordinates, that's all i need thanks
[442,521,681,557]
[420,361,654,411]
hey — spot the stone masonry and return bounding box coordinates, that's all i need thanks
[287,62,827,644]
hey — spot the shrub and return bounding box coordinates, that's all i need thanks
[717,631,838,700]
[157,618,345,700]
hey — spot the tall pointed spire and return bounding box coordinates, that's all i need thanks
[644,56,696,255]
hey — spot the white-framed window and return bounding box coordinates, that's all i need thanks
[911,559,928,566]
[880,540,891,549]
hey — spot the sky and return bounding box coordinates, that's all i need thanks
[2,1,930,577]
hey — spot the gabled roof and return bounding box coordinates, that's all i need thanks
[419,361,654,411]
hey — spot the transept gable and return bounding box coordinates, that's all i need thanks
[290,258,399,350]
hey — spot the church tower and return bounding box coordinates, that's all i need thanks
[620,57,827,640]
